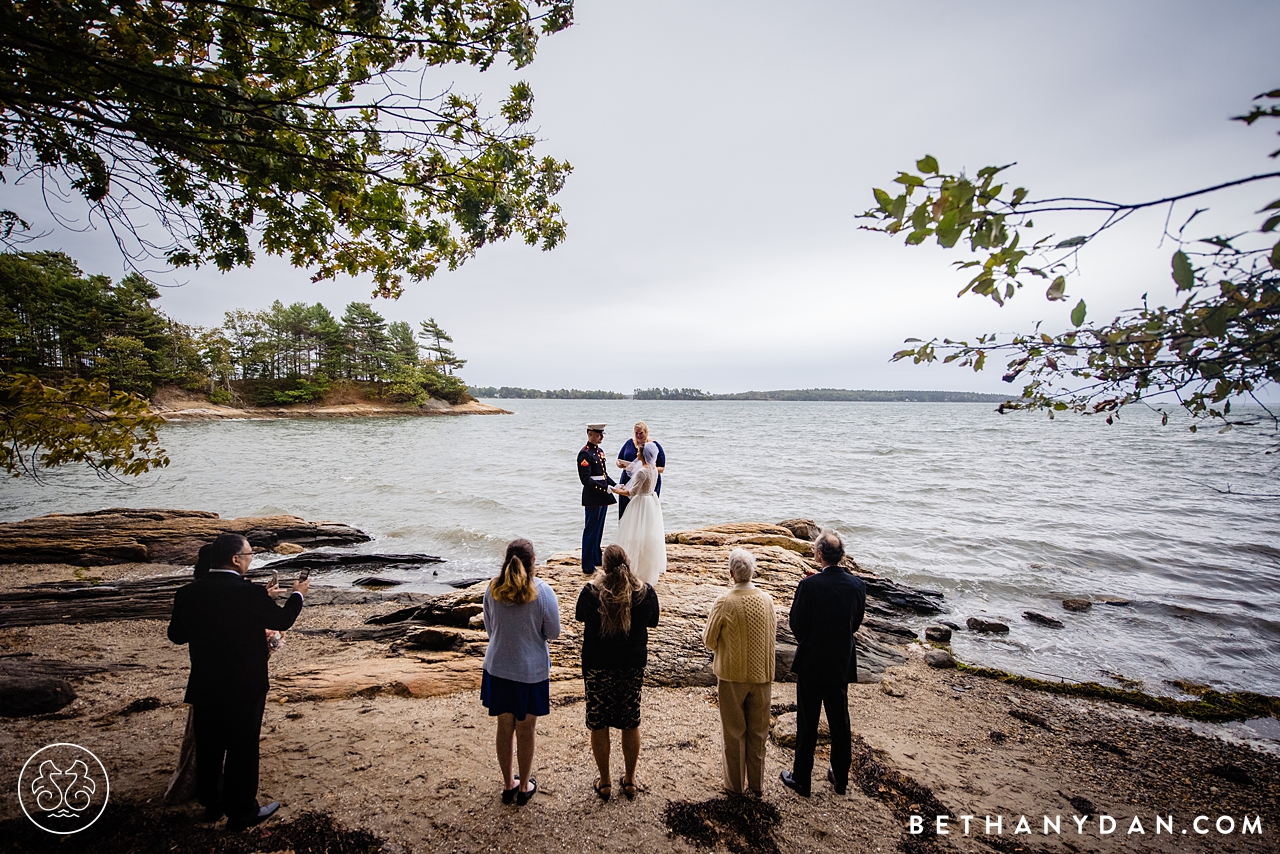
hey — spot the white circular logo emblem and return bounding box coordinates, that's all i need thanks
[18,743,110,834]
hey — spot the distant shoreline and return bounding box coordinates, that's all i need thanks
[471,386,1012,403]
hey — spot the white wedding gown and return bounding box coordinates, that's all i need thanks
[612,464,666,585]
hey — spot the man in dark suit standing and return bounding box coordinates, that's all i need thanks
[168,533,310,831]
[781,530,866,797]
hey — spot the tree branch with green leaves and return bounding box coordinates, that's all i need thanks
[861,88,1280,428]
[0,0,575,297]
[0,373,168,479]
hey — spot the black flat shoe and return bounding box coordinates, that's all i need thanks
[779,771,810,798]
[226,801,280,832]
[502,774,521,804]
[202,806,223,823]
[827,767,847,795]
[516,777,538,806]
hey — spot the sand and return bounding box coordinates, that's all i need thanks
[2,581,1277,853]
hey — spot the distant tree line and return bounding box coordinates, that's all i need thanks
[470,386,627,399]
[473,385,1012,402]
[712,388,1009,402]
[0,251,470,406]
[633,387,712,400]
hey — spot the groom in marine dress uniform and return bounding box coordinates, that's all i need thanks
[578,423,616,575]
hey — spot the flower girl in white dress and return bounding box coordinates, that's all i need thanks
[609,442,666,585]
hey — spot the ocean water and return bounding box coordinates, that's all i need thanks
[3,399,1278,702]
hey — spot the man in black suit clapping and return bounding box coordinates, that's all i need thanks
[168,533,310,831]
[780,530,866,798]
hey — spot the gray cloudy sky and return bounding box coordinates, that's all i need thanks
[13,1,1280,393]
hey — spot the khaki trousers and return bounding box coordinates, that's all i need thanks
[717,679,772,794]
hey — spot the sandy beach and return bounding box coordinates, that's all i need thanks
[1,527,1277,853]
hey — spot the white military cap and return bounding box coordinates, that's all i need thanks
[586,423,607,431]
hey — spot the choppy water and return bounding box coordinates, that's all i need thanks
[3,400,1279,703]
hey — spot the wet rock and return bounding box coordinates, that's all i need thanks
[0,508,371,565]
[1009,707,1052,729]
[274,542,306,555]
[397,627,481,652]
[862,618,919,640]
[966,617,1010,634]
[854,629,908,681]
[0,676,77,717]
[776,518,820,541]
[774,642,797,681]
[446,577,490,589]
[352,577,404,588]
[771,711,829,748]
[924,650,956,669]
[924,626,952,643]
[1023,611,1064,628]
[1062,598,1092,612]
[1098,597,1130,606]
[271,552,444,574]
[940,620,961,631]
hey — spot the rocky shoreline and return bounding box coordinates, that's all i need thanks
[152,395,510,422]
[1,512,1277,853]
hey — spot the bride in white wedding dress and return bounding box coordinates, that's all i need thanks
[609,442,666,585]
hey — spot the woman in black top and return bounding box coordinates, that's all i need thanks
[575,544,659,800]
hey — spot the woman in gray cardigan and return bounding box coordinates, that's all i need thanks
[481,539,561,805]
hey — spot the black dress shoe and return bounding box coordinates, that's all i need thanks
[827,767,847,795]
[226,801,280,832]
[502,775,521,805]
[779,771,810,798]
[515,777,538,806]
[202,807,223,823]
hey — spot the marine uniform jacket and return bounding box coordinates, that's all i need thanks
[578,442,617,507]
[168,570,304,704]
[788,564,867,685]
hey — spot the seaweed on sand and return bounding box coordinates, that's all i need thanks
[0,804,395,854]
[663,796,782,854]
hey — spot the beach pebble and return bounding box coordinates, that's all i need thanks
[0,676,77,717]
[1062,599,1092,612]
[880,677,906,697]
[1023,611,1065,629]
[924,625,952,643]
[924,650,956,669]
[966,617,1010,634]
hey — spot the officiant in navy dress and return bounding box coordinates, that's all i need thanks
[578,423,616,575]
[615,421,665,518]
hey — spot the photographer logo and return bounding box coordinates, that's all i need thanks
[18,743,109,834]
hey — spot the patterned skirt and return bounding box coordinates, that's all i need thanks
[584,667,644,730]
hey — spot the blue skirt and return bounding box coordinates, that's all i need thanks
[481,669,550,720]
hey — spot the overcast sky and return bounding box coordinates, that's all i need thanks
[12,1,1280,393]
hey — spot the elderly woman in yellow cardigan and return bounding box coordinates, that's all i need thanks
[702,548,777,796]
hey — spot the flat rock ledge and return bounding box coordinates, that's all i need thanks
[0,508,370,566]
[279,520,948,702]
